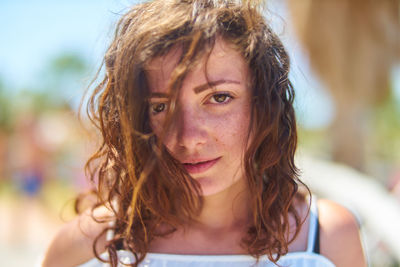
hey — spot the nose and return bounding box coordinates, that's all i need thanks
[172,104,207,151]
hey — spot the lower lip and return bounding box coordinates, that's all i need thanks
[183,158,220,174]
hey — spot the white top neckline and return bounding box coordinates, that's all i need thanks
[78,196,336,266]
[92,249,336,266]
[114,195,319,256]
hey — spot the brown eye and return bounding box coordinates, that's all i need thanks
[213,94,227,103]
[151,103,166,114]
[211,93,232,104]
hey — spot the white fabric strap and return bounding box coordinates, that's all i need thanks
[306,196,318,253]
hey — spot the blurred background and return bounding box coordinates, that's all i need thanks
[0,0,399,266]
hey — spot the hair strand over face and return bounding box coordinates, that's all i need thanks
[81,1,310,266]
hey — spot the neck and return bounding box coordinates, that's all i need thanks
[149,177,253,255]
[192,178,252,232]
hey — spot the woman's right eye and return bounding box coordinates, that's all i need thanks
[150,102,167,114]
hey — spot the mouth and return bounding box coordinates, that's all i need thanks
[182,157,221,174]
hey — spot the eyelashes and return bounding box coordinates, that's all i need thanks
[150,102,167,114]
[149,92,234,115]
[208,93,233,104]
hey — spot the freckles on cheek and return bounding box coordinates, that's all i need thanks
[215,113,250,148]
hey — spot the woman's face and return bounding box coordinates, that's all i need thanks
[147,39,252,196]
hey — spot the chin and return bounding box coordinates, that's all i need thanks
[197,178,242,197]
[196,178,224,196]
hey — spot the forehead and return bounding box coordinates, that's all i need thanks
[146,38,249,92]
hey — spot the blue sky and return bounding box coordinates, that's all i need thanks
[1,0,398,129]
[0,0,137,89]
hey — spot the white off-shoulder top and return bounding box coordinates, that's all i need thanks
[78,197,335,267]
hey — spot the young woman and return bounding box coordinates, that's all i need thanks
[42,1,366,266]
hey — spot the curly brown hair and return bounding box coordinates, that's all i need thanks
[82,0,308,266]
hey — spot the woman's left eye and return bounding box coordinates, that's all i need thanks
[209,93,233,104]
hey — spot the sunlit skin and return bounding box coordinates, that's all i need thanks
[42,39,367,267]
[147,39,252,197]
[144,38,256,254]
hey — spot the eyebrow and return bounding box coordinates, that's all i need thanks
[148,79,240,98]
[194,79,240,94]
[149,79,240,98]
[149,92,169,98]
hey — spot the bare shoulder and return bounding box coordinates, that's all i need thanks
[318,199,367,267]
[42,206,114,267]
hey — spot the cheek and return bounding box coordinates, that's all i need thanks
[149,118,160,139]
[150,118,161,134]
[214,106,251,151]
[149,116,168,146]
[150,115,179,153]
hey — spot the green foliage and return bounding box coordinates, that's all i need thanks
[371,90,400,162]
[40,52,89,110]
[0,80,13,133]
[298,85,400,166]
[50,53,87,75]
[0,52,89,133]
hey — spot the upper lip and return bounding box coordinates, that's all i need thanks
[182,157,220,164]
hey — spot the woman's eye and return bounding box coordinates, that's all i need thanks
[150,102,167,114]
[210,93,232,104]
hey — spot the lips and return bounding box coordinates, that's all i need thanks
[182,157,220,174]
